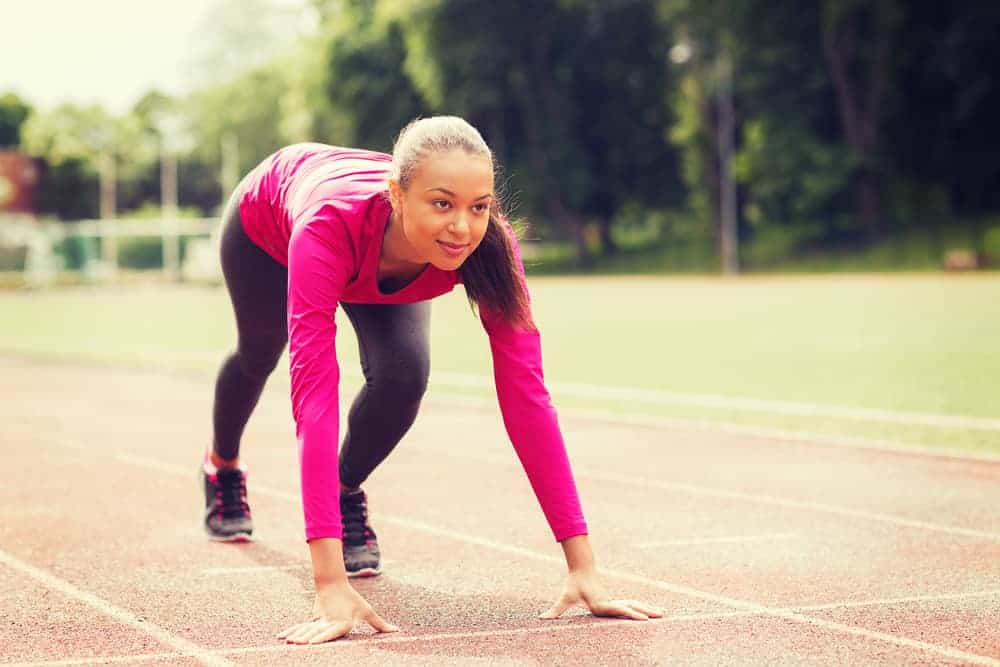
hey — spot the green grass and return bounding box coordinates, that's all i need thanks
[2,274,998,454]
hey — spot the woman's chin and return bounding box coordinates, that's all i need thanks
[431,255,467,272]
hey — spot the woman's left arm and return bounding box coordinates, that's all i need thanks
[483,319,664,622]
[481,229,662,621]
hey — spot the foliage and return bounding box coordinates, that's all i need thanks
[0,93,32,147]
[33,157,99,220]
[734,117,854,235]
[8,0,1000,270]
[404,0,681,263]
[322,2,428,151]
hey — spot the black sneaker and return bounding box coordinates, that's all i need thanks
[340,489,380,577]
[202,462,253,542]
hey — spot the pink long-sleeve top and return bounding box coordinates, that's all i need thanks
[238,143,588,543]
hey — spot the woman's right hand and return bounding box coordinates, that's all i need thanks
[277,580,400,644]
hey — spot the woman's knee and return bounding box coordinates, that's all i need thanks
[233,338,285,380]
[368,353,429,403]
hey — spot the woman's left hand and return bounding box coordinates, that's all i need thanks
[539,569,664,621]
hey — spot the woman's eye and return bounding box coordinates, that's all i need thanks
[472,203,489,214]
[433,200,451,210]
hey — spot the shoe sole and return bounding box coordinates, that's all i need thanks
[347,567,381,578]
[207,531,254,543]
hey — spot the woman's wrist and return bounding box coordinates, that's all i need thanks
[560,534,595,573]
[308,537,349,587]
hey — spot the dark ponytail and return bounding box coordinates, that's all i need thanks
[459,203,534,331]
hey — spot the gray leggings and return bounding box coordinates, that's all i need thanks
[212,189,430,489]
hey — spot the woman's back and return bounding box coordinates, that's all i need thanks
[239,143,393,266]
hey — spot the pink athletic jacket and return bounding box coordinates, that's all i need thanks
[238,143,588,542]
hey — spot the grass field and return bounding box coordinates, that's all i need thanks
[2,273,998,454]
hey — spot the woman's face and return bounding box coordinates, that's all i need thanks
[390,148,494,271]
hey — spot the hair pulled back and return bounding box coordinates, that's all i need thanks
[392,116,532,329]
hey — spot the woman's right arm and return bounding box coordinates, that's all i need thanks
[279,217,399,643]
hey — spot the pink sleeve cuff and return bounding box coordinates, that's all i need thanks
[553,522,589,543]
[305,524,344,542]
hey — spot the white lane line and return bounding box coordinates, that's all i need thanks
[0,610,763,666]
[202,565,305,575]
[75,449,1000,665]
[367,515,1000,666]
[425,369,1000,432]
[405,444,1000,543]
[4,654,183,667]
[10,354,1000,464]
[586,469,1000,543]
[790,589,1000,612]
[428,393,1000,464]
[8,354,999,432]
[592,470,1000,543]
[636,533,798,548]
[0,549,231,667]
[117,440,1000,548]
[216,611,758,658]
[219,610,760,656]
[201,561,397,576]
[115,453,192,475]
[16,591,1000,667]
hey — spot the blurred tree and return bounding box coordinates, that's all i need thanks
[727,0,854,246]
[178,0,333,211]
[20,104,115,167]
[407,0,679,265]
[13,0,999,266]
[662,0,742,262]
[886,1,1000,221]
[19,104,117,219]
[32,158,97,221]
[182,65,292,207]
[820,0,903,237]
[666,0,888,258]
[319,0,428,151]
[116,91,177,213]
[0,92,32,148]
[563,1,682,255]
[728,0,999,253]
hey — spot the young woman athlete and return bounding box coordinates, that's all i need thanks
[203,116,663,644]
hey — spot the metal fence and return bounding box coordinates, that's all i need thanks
[0,215,222,288]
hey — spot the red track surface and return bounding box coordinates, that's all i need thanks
[2,357,998,665]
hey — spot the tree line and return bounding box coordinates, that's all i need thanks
[2,0,997,269]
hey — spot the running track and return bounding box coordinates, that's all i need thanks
[2,357,998,665]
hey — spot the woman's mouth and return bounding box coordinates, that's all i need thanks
[437,241,468,257]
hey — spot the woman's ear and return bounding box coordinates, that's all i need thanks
[388,178,402,212]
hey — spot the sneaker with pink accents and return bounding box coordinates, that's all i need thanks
[202,459,253,542]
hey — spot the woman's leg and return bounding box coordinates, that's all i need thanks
[338,301,432,488]
[212,197,289,463]
[336,301,431,576]
[204,187,287,541]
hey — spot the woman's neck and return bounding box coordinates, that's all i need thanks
[379,210,426,281]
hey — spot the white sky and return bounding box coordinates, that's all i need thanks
[0,0,309,115]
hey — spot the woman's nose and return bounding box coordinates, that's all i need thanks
[449,214,469,237]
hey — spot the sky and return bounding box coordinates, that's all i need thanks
[0,0,310,115]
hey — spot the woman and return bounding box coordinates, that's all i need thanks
[203,116,663,644]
